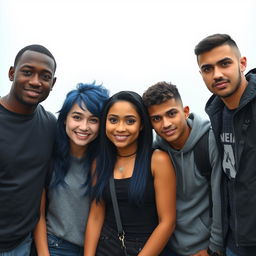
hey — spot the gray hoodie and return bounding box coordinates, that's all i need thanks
[155,113,223,255]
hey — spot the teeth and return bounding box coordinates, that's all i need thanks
[77,133,89,137]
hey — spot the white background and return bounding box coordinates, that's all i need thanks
[1,0,255,118]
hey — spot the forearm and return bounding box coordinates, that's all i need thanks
[138,220,175,256]
[34,189,50,256]
[34,215,50,256]
[84,201,105,256]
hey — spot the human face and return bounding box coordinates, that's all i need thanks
[148,99,190,149]
[65,103,100,157]
[106,100,142,155]
[198,44,247,107]
[8,50,56,112]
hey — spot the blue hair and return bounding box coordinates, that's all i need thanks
[51,81,109,191]
[93,91,153,205]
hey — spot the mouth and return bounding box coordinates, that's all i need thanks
[25,89,41,98]
[114,135,129,142]
[162,128,176,136]
[213,80,229,89]
[75,132,90,139]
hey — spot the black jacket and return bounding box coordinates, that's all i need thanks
[205,69,256,247]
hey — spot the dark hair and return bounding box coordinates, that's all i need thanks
[51,82,109,191]
[194,33,239,57]
[93,91,153,204]
[14,44,57,72]
[142,81,182,107]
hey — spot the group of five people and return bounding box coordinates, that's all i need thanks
[0,33,256,256]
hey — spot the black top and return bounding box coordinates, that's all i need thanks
[0,104,56,251]
[103,172,158,238]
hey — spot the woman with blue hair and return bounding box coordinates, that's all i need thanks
[84,91,176,256]
[34,82,109,256]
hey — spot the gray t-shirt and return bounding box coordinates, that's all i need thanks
[47,156,90,246]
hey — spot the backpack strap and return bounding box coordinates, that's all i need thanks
[194,129,213,217]
[194,129,211,180]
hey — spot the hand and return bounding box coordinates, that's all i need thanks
[191,249,209,256]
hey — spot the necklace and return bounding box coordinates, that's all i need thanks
[118,166,125,172]
[117,151,137,158]
[117,152,136,172]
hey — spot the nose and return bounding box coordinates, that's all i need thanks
[80,120,89,131]
[116,121,126,132]
[213,66,223,80]
[29,74,41,87]
[162,117,171,129]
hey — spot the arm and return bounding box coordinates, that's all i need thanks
[33,189,50,256]
[138,150,176,256]
[208,130,224,254]
[84,199,106,256]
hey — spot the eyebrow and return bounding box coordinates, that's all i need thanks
[200,57,232,70]
[20,64,53,75]
[71,111,98,117]
[108,114,137,118]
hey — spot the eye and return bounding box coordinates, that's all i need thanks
[72,115,81,120]
[151,116,161,122]
[221,60,231,67]
[108,117,118,124]
[89,118,99,124]
[201,66,212,73]
[41,73,52,81]
[126,118,136,125]
[167,110,177,117]
[22,70,32,76]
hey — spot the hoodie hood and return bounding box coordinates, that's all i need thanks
[155,113,210,195]
[155,112,210,154]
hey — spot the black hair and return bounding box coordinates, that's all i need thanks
[194,33,239,57]
[93,91,153,205]
[14,44,57,71]
[142,81,182,107]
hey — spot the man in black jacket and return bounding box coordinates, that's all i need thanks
[194,33,256,256]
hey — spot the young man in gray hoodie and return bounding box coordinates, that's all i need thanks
[142,82,223,256]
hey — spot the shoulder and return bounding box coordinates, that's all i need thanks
[151,149,170,163]
[151,149,172,175]
[37,105,57,123]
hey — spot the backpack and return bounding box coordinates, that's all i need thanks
[193,129,213,217]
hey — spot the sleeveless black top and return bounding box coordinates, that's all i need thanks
[103,172,158,237]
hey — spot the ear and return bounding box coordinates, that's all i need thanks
[240,56,247,72]
[9,66,15,81]
[183,106,190,119]
[50,77,57,90]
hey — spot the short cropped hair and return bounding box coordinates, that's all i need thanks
[194,33,239,57]
[142,81,182,107]
[14,44,57,72]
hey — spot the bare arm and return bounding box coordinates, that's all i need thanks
[84,199,106,256]
[33,189,50,256]
[138,150,176,256]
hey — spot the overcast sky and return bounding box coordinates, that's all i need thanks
[1,0,255,119]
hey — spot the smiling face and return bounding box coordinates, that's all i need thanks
[148,98,190,149]
[106,100,142,155]
[8,50,56,113]
[65,103,100,157]
[198,44,247,108]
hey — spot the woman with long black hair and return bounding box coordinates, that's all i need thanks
[84,91,176,256]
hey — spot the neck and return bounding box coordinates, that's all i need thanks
[222,78,248,110]
[0,95,36,114]
[117,151,137,158]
